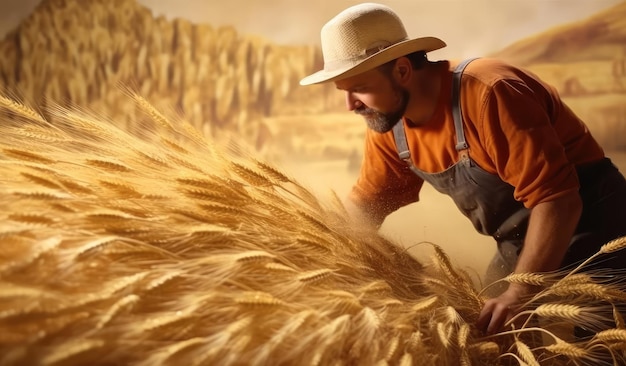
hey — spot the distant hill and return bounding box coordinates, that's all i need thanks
[492,1,626,150]
[492,1,626,65]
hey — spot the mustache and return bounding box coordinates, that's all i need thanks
[354,106,377,115]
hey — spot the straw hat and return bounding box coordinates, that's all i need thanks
[300,3,446,86]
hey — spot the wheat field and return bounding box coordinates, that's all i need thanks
[1,94,626,365]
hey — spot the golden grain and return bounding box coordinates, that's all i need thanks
[613,305,625,329]
[600,235,626,254]
[235,291,286,307]
[359,281,393,295]
[534,303,582,319]
[12,190,72,200]
[436,322,451,349]
[515,340,540,366]
[198,203,250,217]
[0,235,62,273]
[182,187,230,202]
[469,341,500,355]
[544,340,586,358]
[594,329,626,343]
[165,154,205,173]
[142,310,195,332]
[555,273,593,286]
[142,337,206,365]
[297,210,332,233]
[2,148,54,164]
[0,283,53,300]
[7,214,56,226]
[132,93,174,130]
[41,339,105,365]
[297,269,335,283]
[0,95,47,123]
[20,172,63,190]
[85,159,133,172]
[432,244,464,285]
[230,161,274,187]
[505,273,546,287]
[550,283,626,302]
[143,271,183,291]
[137,150,171,167]
[98,179,142,197]
[398,353,413,366]
[255,160,293,183]
[161,137,190,154]
[457,323,470,350]
[295,237,334,255]
[95,294,140,329]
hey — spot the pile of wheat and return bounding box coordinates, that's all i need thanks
[0,0,335,150]
[1,94,625,365]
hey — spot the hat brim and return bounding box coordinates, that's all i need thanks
[299,36,446,86]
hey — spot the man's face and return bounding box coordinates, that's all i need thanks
[335,68,409,133]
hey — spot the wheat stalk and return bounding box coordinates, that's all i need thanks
[563,235,626,277]
[0,94,47,123]
[131,92,174,130]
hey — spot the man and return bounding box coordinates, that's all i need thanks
[299,3,626,335]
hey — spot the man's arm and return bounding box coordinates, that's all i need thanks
[476,189,582,335]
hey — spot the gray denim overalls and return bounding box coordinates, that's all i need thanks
[391,59,626,290]
[391,59,529,285]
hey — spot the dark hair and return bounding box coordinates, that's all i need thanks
[377,51,428,76]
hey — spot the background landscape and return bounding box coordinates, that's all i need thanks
[1,0,625,281]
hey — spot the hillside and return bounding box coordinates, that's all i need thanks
[492,1,626,149]
[493,1,626,65]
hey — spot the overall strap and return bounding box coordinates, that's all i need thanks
[452,58,479,151]
[392,120,421,175]
[392,58,479,168]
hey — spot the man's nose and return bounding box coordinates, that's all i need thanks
[345,92,362,111]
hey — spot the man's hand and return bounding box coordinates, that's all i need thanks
[476,190,582,335]
[476,283,533,335]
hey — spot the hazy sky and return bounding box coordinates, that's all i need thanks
[0,0,623,58]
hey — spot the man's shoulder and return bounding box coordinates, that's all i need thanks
[450,57,531,87]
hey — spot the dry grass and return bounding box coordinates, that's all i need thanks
[0,95,626,365]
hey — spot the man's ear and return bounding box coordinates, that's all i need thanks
[394,57,412,83]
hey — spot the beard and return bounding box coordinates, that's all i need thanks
[354,85,410,133]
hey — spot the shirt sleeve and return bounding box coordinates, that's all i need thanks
[478,78,580,208]
[348,127,424,225]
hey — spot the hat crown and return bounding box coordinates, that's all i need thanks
[321,3,408,70]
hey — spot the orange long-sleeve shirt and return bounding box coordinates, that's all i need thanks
[349,58,605,224]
